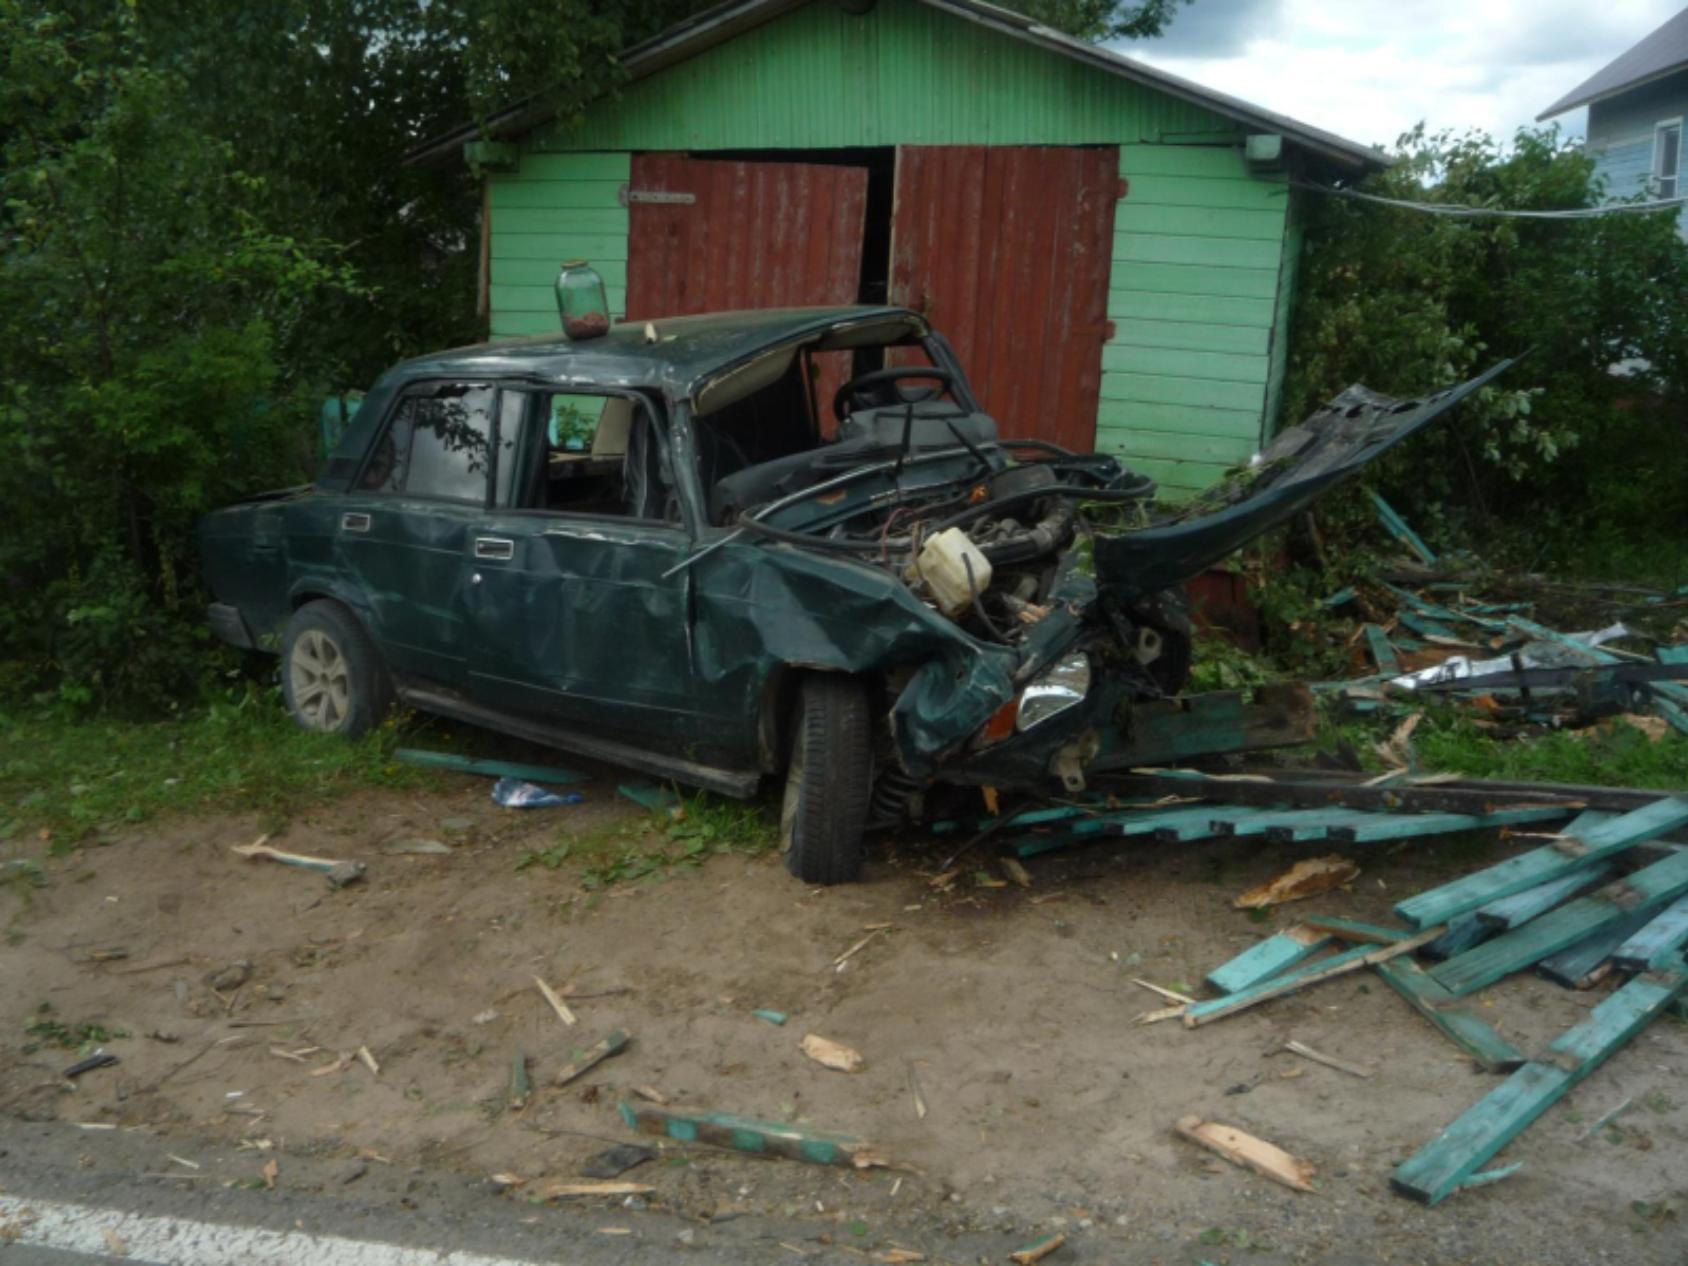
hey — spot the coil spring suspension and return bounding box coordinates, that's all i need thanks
[867,767,923,829]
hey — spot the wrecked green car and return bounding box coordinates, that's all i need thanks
[199,306,1505,882]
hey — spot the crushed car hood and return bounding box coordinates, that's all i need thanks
[1092,360,1515,599]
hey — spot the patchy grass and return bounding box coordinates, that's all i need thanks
[515,791,778,890]
[0,686,433,849]
[1319,705,1688,790]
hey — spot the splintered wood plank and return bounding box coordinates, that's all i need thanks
[1299,915,1410,944]
[1373,958,1525,1073]
[1475,847,1615,928]
[1205,925,1333,994]
[1185,928,1444,1027]
[1174,1116,1315,1192]
[1537,909,1659,988]
[1328,805,1567,844]
[1394,797,1688,929]
[1430,850,1688,996]
[1364,623,1402,676]
[1613,893,1688,972]
[618,1103,884,1169]
[1391,961,1687,1204]
[1421,914,1493,962]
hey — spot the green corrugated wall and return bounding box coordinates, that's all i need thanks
[487,0,1310,491]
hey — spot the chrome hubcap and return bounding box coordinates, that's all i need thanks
[289,629,352,732]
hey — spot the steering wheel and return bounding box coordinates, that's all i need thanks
[832,366,955,421]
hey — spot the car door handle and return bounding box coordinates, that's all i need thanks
[341,512,371,533]
[474,536,515,561]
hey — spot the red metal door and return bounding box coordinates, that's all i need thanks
[625,155,869,318]
[888,146,1119,451]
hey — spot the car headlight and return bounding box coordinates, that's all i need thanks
[1016,652,1092,732]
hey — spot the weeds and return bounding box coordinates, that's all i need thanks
[573,793,777,890]
[22,1003,126,1055]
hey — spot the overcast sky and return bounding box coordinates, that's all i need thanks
[1115,0,1686,151]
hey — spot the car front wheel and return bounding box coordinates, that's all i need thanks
[280,600,391,737]
[780,675,873,885]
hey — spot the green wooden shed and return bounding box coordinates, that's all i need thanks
[410,0,1387,496]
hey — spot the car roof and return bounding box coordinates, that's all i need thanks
[384,305,929,401]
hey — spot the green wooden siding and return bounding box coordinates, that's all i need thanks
[1097,143,1290,496]
[526,0,1233,151]
[488,152,631,338]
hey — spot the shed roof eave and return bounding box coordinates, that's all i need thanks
[1537,61,1688,122]
[403,0,1391,174]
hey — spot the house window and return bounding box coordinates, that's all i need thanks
[1655,120,1682,200]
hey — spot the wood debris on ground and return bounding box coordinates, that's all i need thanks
[532,975,578,1026]
[1234,856,1360,909]
[1008,1231,1067,1263]
[800,1033,864,1072]
[1174,1116,1315,1193]
[554,1030,631,1086]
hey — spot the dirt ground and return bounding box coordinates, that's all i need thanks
[4,760,1687,1265]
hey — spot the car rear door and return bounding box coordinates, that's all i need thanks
[333,381,494,689]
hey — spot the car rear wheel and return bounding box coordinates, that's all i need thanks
[780,675,872,885]
[281,600,391,737]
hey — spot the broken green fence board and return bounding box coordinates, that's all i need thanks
[1391,961,1688,1205]
[1613,893,1688,972]
[1505,617,1688,725]
[1070,804,1234,839]
[1373,958,1525,1074]
[1185,941,1382,1023]
[1657,645,1688,666]
[1393,796,1688,929]
[930,803,1103,835]
[1364,624,1402,676]
[1320,587,1357,609]
[1205,925,1333,994]
[1154,806,1263,841]
[1327,805,1568,844]
[617,1103,876,1168]
[1397,609,1462,642]
[1212,806,1357,840]
[1474,815,1615,928]
[1537,909,1659,988]
[1300,915,1410,943]
[1422,914,1492,961]
[1368,489,1437,565]
[1429,849,1688,996]
[394,748,586,786]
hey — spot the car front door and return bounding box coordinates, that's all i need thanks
[334,381,495,689]
[464,388,714,758]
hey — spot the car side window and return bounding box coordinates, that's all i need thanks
[358,383,494,503]
[514,390,679,523]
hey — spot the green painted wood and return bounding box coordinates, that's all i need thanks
[508,152,631,181]
[1329,805,1568,844]
[1396,609,1461,642]
[1363,624,1401,676]
[1394,797,1688,928]
[1113,232,1282,270]
[618,1101,873,1166]
[1368,489,1437,565]
[1106,317,1270,356]
[1373,957,1526,1074]
[1300,915,1410,943]
[1123,173,1289,208]
[1422,914,1492,961]
[489,206,630,233]
[1391,961,1687,1204]
[1122,144,1264,177]
[1656,645,1688,665]
[1107,290,1275,328]
[491,310,573,338]
[1508,616,1688,726]
[491,258,627,288]
[1210,805,1352,839]
[1205,925,1333,994]
[1185,931,1440,1027]
[1430,849,1688,996]
[1098,371,1265,412]
[1260,188,1300,436]
[1095,429,1258,465]
[1114,203,1286,240]
[1068,804,1233,839]
[1537,908,1657,987]
[1614,893,1688,971]
[1095,399,1264,438]
[490,182,630,213]
[1475,844,1614,928]
[491,232,632,262]
[1102,344,1269,385]
[530,2,1230,152]
[492,283,628,315]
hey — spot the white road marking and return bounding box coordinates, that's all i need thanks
[0,1194,566,1265]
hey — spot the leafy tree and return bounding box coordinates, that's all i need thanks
[1015,0,1192,40]
[1285,126,1688,580]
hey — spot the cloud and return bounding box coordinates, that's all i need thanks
[1117,0,1686,147]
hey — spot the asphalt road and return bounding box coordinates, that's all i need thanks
[0,1121,978,1266]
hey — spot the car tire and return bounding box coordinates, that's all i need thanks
[280,600,392,738]
[779,675,872,885]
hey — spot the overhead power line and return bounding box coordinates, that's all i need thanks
[1295,180,1688,221]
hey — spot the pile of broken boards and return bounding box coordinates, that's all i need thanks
[1179,793,1688,1206]
[1319,571,1688,737]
